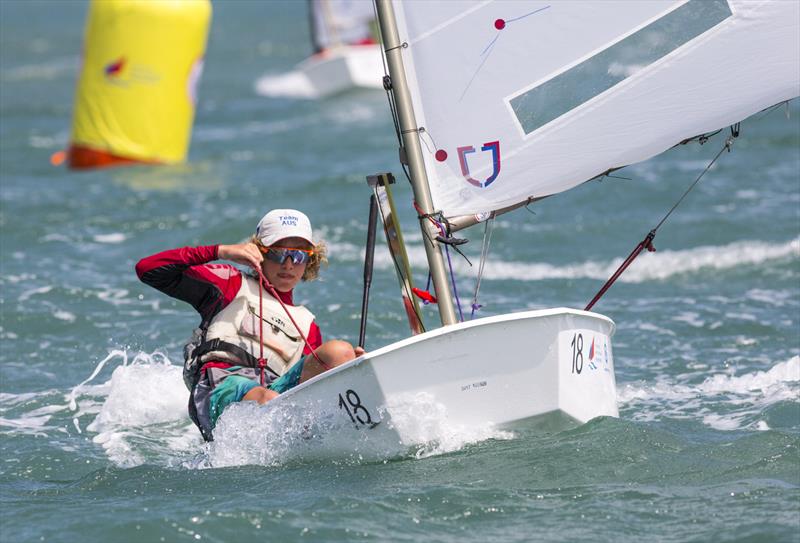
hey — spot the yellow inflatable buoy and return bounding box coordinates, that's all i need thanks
[67,0,211,169]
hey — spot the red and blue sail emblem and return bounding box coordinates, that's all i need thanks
[457,140,501,188]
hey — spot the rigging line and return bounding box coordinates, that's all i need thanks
[373,0,411,155]
[255,269,330,370]
[603,173,632,181]
[401,162,413,185]
[412,201,466,318]
[679,129,722,146]
[444,243,464,322]
[382,74,414,187]
[755,99,791,120]
[448,243,472,267]
[654,132,735,233]
[413,200,445,233]
[417,127,438,156]
[427,211,465,322]
[585,129,739,312]
[471,216,494,318]
[257,267,266,385]
[384,42,408,53]
[385,86,403,148]
[584,232,654,313]
[376,24,404,152]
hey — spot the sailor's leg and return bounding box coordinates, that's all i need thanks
[242,386,279,404]
[209,375,278,427]
[299,339,356,383]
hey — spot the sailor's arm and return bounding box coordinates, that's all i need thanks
[217,242,263,275]
[135,245,241,319]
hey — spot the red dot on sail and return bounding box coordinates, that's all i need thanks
[494,19,506,30]
[435,149,448,162]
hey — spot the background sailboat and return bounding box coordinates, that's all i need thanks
[255,0,383,98]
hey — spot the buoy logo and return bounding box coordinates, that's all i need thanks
[102,57,160,86]
[104,57,125,77]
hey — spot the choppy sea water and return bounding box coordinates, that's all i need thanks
[1,1,798,542]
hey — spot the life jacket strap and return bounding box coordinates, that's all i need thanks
[193,338,280,380]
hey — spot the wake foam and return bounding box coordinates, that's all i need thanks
[3,56,77,82]
[203,390,513,468]
[330,237,799,283]
[381,391,515,459]
[3,350,512,469]
[254,71,317,99]
[67,350,195,467]
[619,356,800,431]
[0,392,67,436]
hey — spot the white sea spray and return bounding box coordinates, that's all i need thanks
[619,356,800,430]
[65,350,196,468]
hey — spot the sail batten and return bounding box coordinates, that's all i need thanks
[391,0,800,219]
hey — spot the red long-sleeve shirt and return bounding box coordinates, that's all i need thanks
[135,245,322,354]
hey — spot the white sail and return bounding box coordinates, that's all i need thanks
[391,0,800,219]
[310,0,376,52]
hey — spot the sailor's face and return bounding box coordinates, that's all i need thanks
[261,237,310,292]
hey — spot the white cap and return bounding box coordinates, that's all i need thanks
[255,209,313,246]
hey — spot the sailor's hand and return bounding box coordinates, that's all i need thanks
[218,243,263,274]
[354,346,366,357]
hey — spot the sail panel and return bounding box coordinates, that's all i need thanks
[391,0,800,219]
[509,0,733,136]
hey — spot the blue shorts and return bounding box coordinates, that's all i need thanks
[208,358,305,426]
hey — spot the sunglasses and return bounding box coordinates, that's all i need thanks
[261,246,314,265]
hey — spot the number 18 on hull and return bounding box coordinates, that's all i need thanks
[282,308,617,450]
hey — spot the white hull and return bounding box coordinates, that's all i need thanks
[297,44,383,97]
[275,308,617,448]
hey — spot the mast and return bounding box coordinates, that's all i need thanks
[319,0,341,48]
[374,0,457,327]
[307,0,322,54]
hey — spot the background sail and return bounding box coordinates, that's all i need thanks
[310,0,376,53]
[391,0,800,219]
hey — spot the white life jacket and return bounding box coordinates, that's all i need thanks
[199,275,315,377]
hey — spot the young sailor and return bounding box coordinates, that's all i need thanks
[136,209,362,441]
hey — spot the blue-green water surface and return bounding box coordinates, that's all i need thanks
[1,2,798,542]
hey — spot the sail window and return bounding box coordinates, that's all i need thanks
[509,0,732,136]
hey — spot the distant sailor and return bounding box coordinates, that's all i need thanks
[136,209,363,441]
